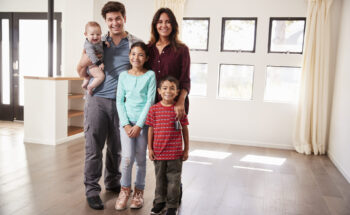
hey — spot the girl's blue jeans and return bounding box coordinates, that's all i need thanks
[119,123,148,190]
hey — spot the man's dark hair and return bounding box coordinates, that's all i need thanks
[158,76,180,89]
[101,1,126,19]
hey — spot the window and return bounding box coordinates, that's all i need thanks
[268,18,306,54]
[182,18,210,51]
[190,63,208,96]
[218,64,254,100]
[264,66,301,103]
[221,18,257,52]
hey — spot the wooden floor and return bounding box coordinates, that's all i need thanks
[0,121,350,215]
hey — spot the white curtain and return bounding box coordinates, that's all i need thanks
[155,0,186,35]
[293,0,333,155]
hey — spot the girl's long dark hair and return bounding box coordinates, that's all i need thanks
[130,41,150,70]
[130,42,149,57]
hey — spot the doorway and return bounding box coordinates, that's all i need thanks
[0,12,62,121]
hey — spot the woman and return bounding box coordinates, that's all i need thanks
[147,7,190,215]
[148,8,191,120]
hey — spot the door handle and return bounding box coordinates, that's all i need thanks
[13,60,18,70]
[13,73,19,77]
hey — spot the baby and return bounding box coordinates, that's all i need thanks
[81,21,106,95]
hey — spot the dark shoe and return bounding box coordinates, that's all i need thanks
[166,208,177,215]
[151,202,166,215]
[179,183,182,205]
[87,195,104,210]
[106,185,121,193]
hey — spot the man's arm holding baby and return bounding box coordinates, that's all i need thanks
[77,40,104,77]
[77,50,91,77]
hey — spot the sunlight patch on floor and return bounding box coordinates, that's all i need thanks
[240,154,286,166]
[189,149,231,159]
[233,165,273,172]
[186,160,212,165]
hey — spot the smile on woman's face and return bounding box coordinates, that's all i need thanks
[156,13,172,38]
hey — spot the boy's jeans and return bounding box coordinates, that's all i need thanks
[154,158,183,208]
[120,123,148,190]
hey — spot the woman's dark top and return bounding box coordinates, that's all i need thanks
[148,44,191,113]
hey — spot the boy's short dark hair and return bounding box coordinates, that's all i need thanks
[101,1,126,19]
[158,76,180,89]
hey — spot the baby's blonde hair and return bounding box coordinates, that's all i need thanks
[85,21,101,33]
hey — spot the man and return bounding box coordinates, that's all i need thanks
[76,1,140,210]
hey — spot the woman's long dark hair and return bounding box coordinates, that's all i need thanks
[149,8,184,50]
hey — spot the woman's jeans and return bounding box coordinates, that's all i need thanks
[120,124,148,190]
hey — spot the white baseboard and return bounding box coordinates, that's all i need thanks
[189,136,294,150]
[56,133,84,145]
[24,133,84,145]
[24,138,56,145]
[327,150,350,184]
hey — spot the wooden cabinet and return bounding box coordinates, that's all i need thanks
[24,76,85,145]
[67,79,84,136]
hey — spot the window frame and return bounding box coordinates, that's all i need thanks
[217,63,255,101]
[182,17,210,51]
[263,65,302,103]
[268,17,306,54]
[220,17,258,53]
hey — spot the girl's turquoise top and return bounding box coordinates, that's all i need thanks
[116,70,156,128]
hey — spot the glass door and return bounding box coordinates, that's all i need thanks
[0,13,13,121]
[0,12,61,121]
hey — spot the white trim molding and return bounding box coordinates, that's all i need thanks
[189,136,294,150]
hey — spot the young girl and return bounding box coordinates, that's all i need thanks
[115,42,156,210]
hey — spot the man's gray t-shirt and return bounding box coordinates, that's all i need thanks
[91,33,141,99]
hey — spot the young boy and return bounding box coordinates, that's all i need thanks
[81,21,105,95]
[146,76,189,215]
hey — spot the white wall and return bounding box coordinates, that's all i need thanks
[0,0,93,77]
[328,0,350,183]
[184,0,307,149]
[61,0,93,77]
